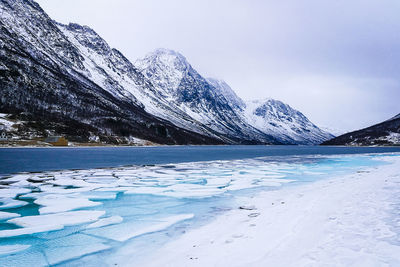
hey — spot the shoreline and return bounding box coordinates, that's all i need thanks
[135,156,400,267]
[0,144,400,149]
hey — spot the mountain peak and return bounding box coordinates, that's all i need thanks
[153,48,183,57]
[243,98,333,144]
[145,48,187,62]
[137,48,189,71]
[247,98,274,105]
[246,98,303,120]
[135,48,195,95]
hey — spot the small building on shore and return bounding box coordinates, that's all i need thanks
[0,130,7,141]
[44,136,68,146]
[0,125,8,141]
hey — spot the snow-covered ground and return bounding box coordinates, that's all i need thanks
[378,132,400,144]
[0,154,399,266]
[0,113,16,131]
[143,156,400,267]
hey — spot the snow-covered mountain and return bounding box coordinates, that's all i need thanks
[243,99,334,144]
[135,49,281,144]
[55,24,221,140]
[323,113,400,146]
[0,0,221,145]
[57,27,274,143]
[135,49,333,144]
[205,79,333,144]
[0,0,332,145]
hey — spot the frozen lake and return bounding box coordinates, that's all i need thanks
[1,145,400,175]
[1,146,400,266]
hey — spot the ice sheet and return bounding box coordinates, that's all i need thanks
[0,224,64,238]
[34,195,102,214]
[42,234,110,265]
[85,214,194,242]
[86,216,123,229]
[8,210,105,228]
[0,245,31,256]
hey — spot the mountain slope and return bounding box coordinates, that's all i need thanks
[0,0,332,145]
[388,113,400,121]
[243,99,334,145]
[135,49,278,144]
[322,114,400,146]
[55,24,225,141]
[207,78,245,110]
[200,77,333,145]
[0,0,223,145]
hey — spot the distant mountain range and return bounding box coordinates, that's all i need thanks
[322,114,400,146]
[0,0,333,145]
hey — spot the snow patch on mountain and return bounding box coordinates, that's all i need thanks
[135,48,187,100]
[207,78,245,109]
[380,132,400,144]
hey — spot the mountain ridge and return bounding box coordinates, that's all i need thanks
[322,114,400,146]
[0,0,223,145]
[0,0,332,145]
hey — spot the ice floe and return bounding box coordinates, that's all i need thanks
[85,214,194,242]
[0,245,31,256]
[0,224,64,238]
[0,198,29,210]
[8,210,105,228]
[42,234,110,266]
[0,188,31,198]
[34,194,102,214]
[0,211,20,220]
[86,215,123,229]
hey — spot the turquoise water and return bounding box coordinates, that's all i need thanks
[0,148,399,266]
[1,145,400,175]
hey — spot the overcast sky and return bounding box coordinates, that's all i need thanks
[36,0,400,133]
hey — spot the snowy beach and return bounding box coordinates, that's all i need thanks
[144,156,400,267]
[0,151,399,266]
